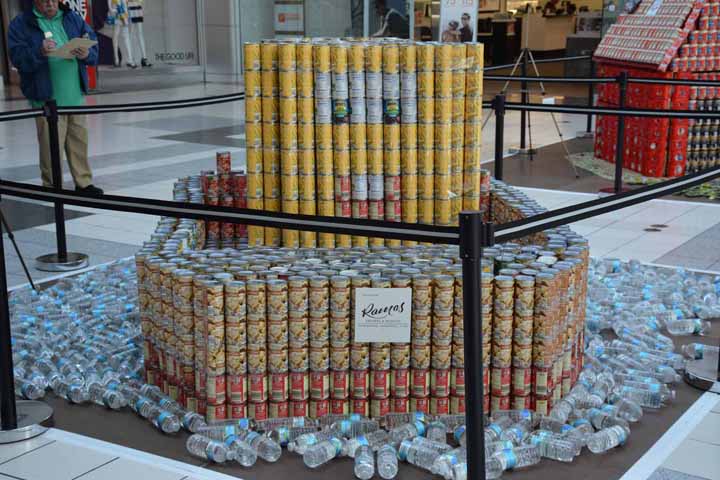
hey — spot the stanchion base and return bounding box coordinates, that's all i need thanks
[684,348,720,393]
[576,130,595,139]
[508,147,538,156]
[0,401,53,444]
[35,252,89,272]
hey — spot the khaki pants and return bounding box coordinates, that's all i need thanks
[35,114,92,189]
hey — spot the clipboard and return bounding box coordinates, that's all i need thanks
[46,38,97,60]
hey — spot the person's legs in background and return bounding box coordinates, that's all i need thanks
[64,115,93,190]
[35,115,69,187]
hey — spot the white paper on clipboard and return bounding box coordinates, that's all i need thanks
[46,38,97,59]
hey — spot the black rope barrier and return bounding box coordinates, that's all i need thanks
[503,101,720,119]
[0,108,43,122]
[58,92,245,115]
[485,75,612,84]
[628,77,720,87]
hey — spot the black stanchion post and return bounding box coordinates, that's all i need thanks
[520,52,528,149]
[460,212,493,480]
[586,58,595,133]
[494,94,506,181]
[44,100,67,261]
[614,72,628,194]
[0,209,17,431]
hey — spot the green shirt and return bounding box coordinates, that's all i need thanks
[31,8,84,107]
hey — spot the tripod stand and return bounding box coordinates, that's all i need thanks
[0,205,36,291]
[483,14,579,178]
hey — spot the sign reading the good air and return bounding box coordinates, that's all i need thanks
[354,288,412,343]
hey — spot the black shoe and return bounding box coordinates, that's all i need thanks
[141,58,152,67]
[127,63,138,69]
[75,185,104,196]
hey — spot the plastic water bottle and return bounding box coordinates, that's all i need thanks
[237,430,282,462]
[257,416,316,431]
[451,457,505,480]
[186,434,233,463]
[526,430,578,461]
[376,444,398,479]
[331,419,380,438]
[549,396,578,423]
[625,366,680,384]
[288,431,334,454]
[430,447,466,479]
[682,343,718,360]
[382,412,428,429]
[354,445,375,480]
[433,414,467,432]
[587,425,630,453]
[224,436,257,467]
[343,429,389,457]
[666,318,711,336]
[492,445,541,470]
[492,409,539,427]
[587,408,630,430]
[389,420,426,446]
[137,398,181,433]
[316,413,363,428]
[86,378,126,410]
[54,379,89,404]
[500,422,530,445]
[180,411,207,433]
[602,399,643,422]
[397,439,442,471]
[268,426,318,447]
[303,437,343,468]
[412,436,451,453]
[15,377,45,400]
[612,385,674,408]
[426,421,448,443]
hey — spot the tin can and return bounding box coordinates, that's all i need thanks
[490,395,510,414]
[248,373,268,403]
[350,344,370,370]
[430,369,451,398]
[409,396,430,414]
[392,397,409,413]
[430,396,449,416]
[370,370,391,399]
[330,398,350,416]
[206,403,227,422]
[248,401,268,421]
[269,372,289,402]
[206,374,226,405]
[370,344,391,370]
[371,398,391,418]
[278,42,296,71]
[290,400,309,417]
[313,44,331,72]
[268,401,289,419]
[330,346,350,371]
[309,370,330,400]
[230,403,247,419]
[411,369,431,398]
[227,374,247,404]
[244,42,261,71]
[350,369,370,399]
[289,371,309,400]
[297,71,314,98]
[351,398,370,417]
[417,43,434,71]
[330,370,349,399]
[309,346,330,371]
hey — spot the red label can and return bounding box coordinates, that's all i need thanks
[270,372,289,402]
[290,400,309,418]
[248,373,268,403]
[249,401,268,420]
[430,369,451,397]
[491,367,511,397]
[430,396,450,416]
[206,403,227,422]
[512,395,531,410]
[206,375,227,406]
[512,367,532,397]
[450,395,465,414]
[351,398,370,417]
[330,398,350,415]
[534,394,549,416]
[289,372,309,401]
[331,370,350,399]
[392,397,409,413]
[350,370,370,399]
[217,151,232,174]
[532,367,550,396]
[227,374,247,404]
[450,367,465,397]
[371,370,391,399]
[197,397,207,416]
[411,369,430,398]
[309,371,330,400]
[309,399,329,419]
[409,396,429,414]
[371,398,391,418]
[269,401,289,418]
[391,369,409,398]
[230,403,247,419]
[490,395,510,414]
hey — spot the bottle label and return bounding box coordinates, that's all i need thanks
[414,420,426,436]
[205,442,216,462]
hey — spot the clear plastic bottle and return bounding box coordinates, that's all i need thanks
[186,434,233,463]
[15,378,45,400]
[268,426,318,447]
[86,379,126,410]
[303,437,343,468]
[432,447,467,479]
[288,431,334,455]
[666,318,711,336]
[491,409,539,427]
[54,380,89,404]
[682,343,718,360]
[587,408,630,430]
[587,425,630,453]
[451,457,505,480]
[382,412,427,429]
[257,416,316,431]
[526,430,578,461]
[611,385,674,408]
[180,411,207,433]
[237,430,282,462]
[411,436,451,454]
[433,414,467,433]
[625,366,680,384]
[492,445,541,470]
[389,420,426,446]
[224,436,257,467]
[425,421,448,443]
[499,422,530,445]
[343,429,390,457]
[136,397,180,433]
[397,439,442,471]
[377,444,399,479]
[354,445,375,480]
[331,419,380,438]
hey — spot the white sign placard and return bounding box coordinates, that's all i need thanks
[274,1,305,35]
[354,288,412,343]
[439,0,479,43]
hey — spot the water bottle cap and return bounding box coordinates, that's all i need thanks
[453,425,466,443]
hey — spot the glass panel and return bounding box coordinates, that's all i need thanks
[369,0,411,39]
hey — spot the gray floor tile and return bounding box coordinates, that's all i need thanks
[0,436,54,464]
[153,126,245,148]
[689,412,720,446]
[6,273,29,288]
[115,114,239,132]
[663,439,720,480]
[649,467,711,480]
[0,440,117,480]
[652,254,718,271]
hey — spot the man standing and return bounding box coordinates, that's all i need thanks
[460,12,474,42]
[8,0,103,196]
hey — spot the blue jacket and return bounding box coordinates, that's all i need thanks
[7,4,99,102]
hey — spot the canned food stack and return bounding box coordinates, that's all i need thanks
[244,43,265,247]
[366,43,385,247]
[383,44,403,248]
[349,43,369,248]
[434,43,453,228]
[279,43,300,249]
[417,43,434,228]
[464,44,485,213]
[400,44,418,247]
[261,42,281,247]
[451,44,467,225]
[139,178,589,421]
[297,43,317,248]
[686,75,720,173]
[315,43,336,248]
[332,43,352,248]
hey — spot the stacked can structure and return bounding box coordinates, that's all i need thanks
[243,38,484,248]
[244,44,265,247]
[139,178,589,421]
[200,153,248,248]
